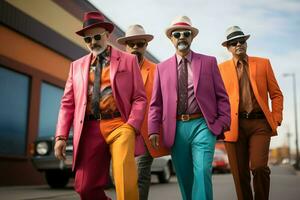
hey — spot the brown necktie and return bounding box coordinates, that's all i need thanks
[91,54,104,117]
[177,58,188,115]
[237,60,253,113]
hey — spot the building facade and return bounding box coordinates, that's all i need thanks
[0,0,158,185]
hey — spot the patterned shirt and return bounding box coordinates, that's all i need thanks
[86,46,124,136]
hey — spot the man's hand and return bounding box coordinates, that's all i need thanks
[54,140,67,160]
[149,134,159,150]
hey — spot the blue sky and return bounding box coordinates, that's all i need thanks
[89,0,300,150]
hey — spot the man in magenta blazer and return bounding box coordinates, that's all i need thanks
[148,16,231,200]
[54,11,146,200]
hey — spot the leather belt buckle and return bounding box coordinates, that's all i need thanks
[181,114,190,121]
[245,113,250,119]
[87,111,121,121]
[95,113,101,120]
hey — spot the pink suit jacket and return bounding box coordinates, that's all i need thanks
[148,51,231,148]
[55,48,147,170]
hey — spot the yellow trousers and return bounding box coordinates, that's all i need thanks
[104,123,139,200]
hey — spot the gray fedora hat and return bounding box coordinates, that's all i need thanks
[117,24,154,45]
[221,26,250,47]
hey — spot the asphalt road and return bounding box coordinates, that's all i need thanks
[0,165,299,200]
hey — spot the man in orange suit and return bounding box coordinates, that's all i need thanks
[117,24,169,200]
[219,26,283,200]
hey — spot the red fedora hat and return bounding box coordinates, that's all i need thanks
[76,11,114,36]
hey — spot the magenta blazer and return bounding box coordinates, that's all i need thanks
[55,48,147,169]
[148,51,231,148]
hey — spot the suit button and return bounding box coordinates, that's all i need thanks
[235,113,238,115]
[80,120,83,123]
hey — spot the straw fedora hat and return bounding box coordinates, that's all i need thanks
[221,26,250,46]
[76,11,114,36]
[165,16,199,39]
[117,24,154,45]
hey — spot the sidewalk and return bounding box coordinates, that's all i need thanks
[0,185,79,200]
[270,164,297,175]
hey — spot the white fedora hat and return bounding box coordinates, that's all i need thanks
[165,15,199,39]
[222,26,250,46]
[117,24,154,45]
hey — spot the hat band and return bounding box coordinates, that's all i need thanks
[173,22,191,26]
[227,31,244,40]
[83,18,104,28]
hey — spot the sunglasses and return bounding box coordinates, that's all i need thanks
[228,39,246,46]
[171,30,192,39]
[126,42,146,48]
[83,32,106,43]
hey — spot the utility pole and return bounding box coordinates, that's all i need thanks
[283,73,299,169]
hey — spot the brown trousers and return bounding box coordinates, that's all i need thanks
[225,118,272,200]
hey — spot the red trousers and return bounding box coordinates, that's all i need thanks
[74,121,111,200]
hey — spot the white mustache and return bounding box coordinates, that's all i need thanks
[92,45,102,50]
[92,46,105,55]
[178,43,188,51]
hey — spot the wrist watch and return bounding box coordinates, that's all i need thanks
[55,136,67,142]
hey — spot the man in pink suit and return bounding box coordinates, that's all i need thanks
[148,16,231,200]
[54,11,146,200]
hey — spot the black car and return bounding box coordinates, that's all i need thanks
[31,135,74,188]
[31,134,175,188]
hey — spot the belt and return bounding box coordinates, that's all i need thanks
[239,112,265,119]
[86,111,121,121]
[177,113,203,121]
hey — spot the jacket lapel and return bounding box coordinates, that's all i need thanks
[169,55,178,100]
[191,52,202,93]
[110,48,121,92]
[248,57,260,100]
[80,53,93,96]
[229,59,239,95]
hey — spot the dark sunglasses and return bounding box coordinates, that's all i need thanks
[228,39,246,46]
[126,42,146,48]
[171,30,192,39]
[83,32,106,43]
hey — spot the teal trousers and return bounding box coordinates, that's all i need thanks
[171,118,216,200]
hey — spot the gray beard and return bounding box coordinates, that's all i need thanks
[177,42,189,51]
[91,45,105,56]
[178,43,189,51]
[92,48,105,56]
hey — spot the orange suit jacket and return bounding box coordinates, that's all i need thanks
[140,59,170,157]
[218,56,283,142]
